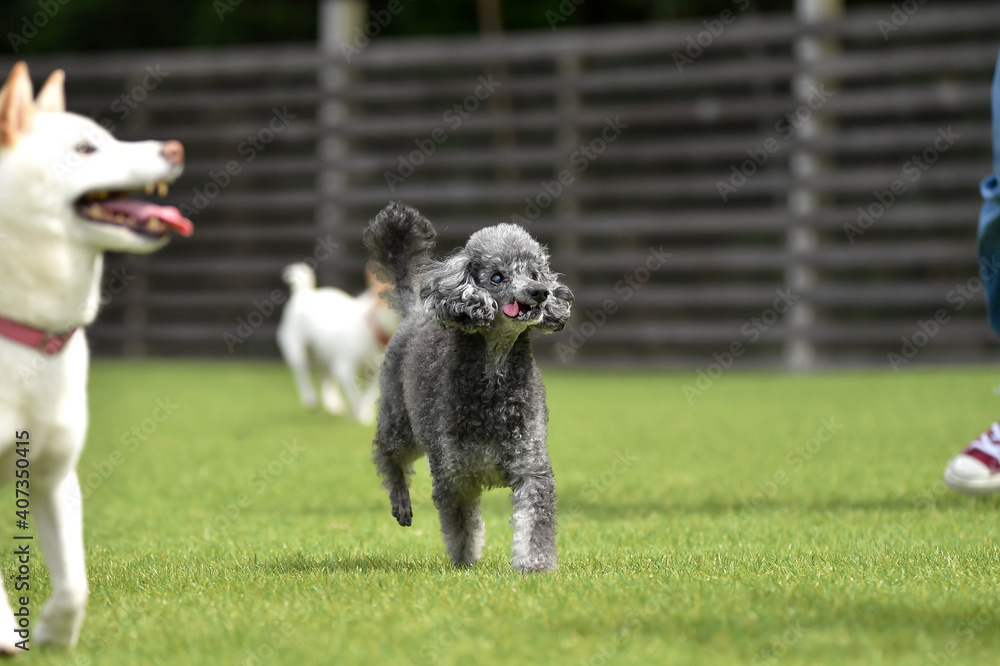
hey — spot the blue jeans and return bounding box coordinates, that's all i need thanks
[979,49,1000,334]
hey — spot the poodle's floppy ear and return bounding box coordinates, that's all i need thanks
[420,253,497,330]
[537,279,574,334]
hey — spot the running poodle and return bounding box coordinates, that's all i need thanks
[363,202,573,573]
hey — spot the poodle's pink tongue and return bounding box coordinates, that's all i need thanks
[503,302,521,317]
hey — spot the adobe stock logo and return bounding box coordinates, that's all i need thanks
[7,0,70,53]
[886,256,998,371]
[877,0,927,41]
[716,84,834,201]
[555,245,671,362]
[383,76,503,192]
[509,116,628,225]
[671,0,752,73]
[843,126,960,244]
[683,288,800,404]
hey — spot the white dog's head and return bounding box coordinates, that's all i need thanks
[0,62,193,254]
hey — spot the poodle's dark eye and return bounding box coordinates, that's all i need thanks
[75,142,97,155]
[490,272,504,284]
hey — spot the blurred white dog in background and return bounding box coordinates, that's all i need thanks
[277,262,399,424]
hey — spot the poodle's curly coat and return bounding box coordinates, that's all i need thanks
[363,202,574,573]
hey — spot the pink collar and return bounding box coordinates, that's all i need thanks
[0,314,77,355]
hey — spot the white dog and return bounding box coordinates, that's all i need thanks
[277,263,399,425]
[0,62,192,650]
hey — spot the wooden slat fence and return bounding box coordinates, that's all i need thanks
[5,2,1000,368]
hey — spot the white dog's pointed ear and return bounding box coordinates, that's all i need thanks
[35,69,66,113]
[0,62,36,147]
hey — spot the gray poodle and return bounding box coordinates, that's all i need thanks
[363,202,573,573]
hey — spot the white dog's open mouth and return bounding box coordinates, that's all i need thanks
[75,185,193,238]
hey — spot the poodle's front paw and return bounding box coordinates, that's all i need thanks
[512,553,558,574]
[390,488,412,526]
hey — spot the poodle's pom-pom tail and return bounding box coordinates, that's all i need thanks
[363,202,437,317]
[282,262,316,293]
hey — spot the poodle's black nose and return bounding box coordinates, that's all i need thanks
[527,285,550,304]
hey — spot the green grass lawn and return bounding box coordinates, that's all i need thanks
[8,361,1000,665]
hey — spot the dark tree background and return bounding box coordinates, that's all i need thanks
[2,0,895,53]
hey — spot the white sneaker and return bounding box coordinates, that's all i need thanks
[944,422,1000,495]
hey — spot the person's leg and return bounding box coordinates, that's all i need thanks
[944,49,1000,494]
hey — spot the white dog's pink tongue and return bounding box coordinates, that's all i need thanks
[503,302,521,317]
[100,199,194,237]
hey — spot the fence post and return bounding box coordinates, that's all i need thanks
[317,0,367,289]
[785,0,842,369]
